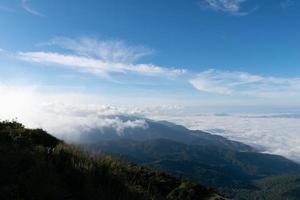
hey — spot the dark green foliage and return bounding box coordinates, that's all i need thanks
[234,175,300,200]
[0,120,60,148]
[167,182,208,200]
[86,138,300,199]
[0,121,220,200]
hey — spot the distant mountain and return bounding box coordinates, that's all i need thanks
[0,121,225,200]
[72,115,254,152]
[85,138,300,198]
[72,116,300,200]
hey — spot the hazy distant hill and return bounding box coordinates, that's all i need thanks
[71,115,254,152]
[0,121,224,200]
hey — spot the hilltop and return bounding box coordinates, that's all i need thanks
[0,121,225,200]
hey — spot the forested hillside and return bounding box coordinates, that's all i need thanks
[77,118,300,200]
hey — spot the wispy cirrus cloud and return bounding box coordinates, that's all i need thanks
[18,37,186,79]
[21,0,44,17]
[13,37,300,102]
[47,37,155,63]
[189,69,300,97]
[200,0,252,16]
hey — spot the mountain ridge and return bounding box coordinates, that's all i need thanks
[65,115,254,153]
[70,116,300,199]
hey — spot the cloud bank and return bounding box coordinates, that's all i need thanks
[152,113,300,162]
[0,84,153,142]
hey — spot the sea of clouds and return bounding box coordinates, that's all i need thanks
[151,113,300,162]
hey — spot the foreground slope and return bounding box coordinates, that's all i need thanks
[86,138,300,197]
[0,121,224,200]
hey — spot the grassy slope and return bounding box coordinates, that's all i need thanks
[0,121,226,200]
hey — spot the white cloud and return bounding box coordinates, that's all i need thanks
[18,37,186,79]
[190,75,232,94]
[21,0,44,17]
[18,51,186,78]
[201,0,250,15]
[189,69,300,98]
[42,110,149,140]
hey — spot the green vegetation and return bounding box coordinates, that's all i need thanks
[234,175,300,200]
[0,121,224,200]
[86,138,300,199]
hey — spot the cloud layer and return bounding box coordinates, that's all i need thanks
[152,113,300,162]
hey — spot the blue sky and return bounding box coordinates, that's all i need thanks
[3,0,300,161]
[1,0,300,111]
